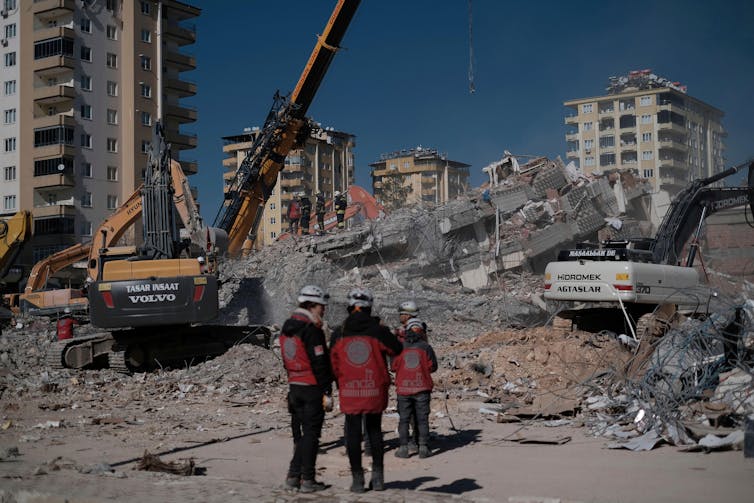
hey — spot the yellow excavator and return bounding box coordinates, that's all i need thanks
[0,210,33,324]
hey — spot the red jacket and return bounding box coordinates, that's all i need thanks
[331,311,402,414]
[56,317,78,340]
[280,309,333,391]
[287,201,301,220]
[391,338,437,395]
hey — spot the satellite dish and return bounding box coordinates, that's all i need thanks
[57,163,65,172]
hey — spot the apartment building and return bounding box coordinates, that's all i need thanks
[370,147,469,208]
[221,126,355,247]
[1,0,198,265]
[564,70,725,218]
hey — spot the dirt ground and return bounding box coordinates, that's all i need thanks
[1,323,752,503]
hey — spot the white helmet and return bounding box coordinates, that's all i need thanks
[334,190,341,197]
[297,284,329,306]
[398,300,419,315]
[406,317,425,334]
[347,287,373,308]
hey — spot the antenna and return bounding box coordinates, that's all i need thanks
[468,0,475,94]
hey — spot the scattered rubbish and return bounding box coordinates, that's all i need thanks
[135,450,200,476]
[608,430,665,451]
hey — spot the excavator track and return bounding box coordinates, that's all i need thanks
[45,333,114,370]
[107,351,130,374]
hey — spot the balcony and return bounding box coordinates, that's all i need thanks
[421,187,436,197]
[165,104,197,123]
[165,78,197,98]
[34,54,75,74]
[564,115,578,125]
[659,158,686,170]
[34,25,74,42]
[34,113,75,129]
[657,122,687,135]
[598,107,614,115]
[34,84,75,105]
[658,138,688,152]
[33,201,76,218]
[179,159,198,175]
[33,172,75,189]
[32,0,75,14]
[165,50,196,72]
[33,143,77,159]
[565,132,579,141]
[164,22,196,45]
[170,132,198,149]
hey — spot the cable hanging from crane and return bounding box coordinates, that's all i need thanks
[468,0,475,94]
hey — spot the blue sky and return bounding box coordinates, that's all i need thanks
[186,0,754,221]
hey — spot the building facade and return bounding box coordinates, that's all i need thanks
[370,147,469,208]
[564,70,726,211]
[221,126,355,247]
[1,0,198,265]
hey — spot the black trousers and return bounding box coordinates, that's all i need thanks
[344,413,383,472]
[288,385,324,481]
[397,391,431,446]
[300,215,311,234]
[316,213,325,232]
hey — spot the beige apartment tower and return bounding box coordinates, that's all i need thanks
[221,126,356,247]
[564,70,725,218]
[1,0,199,267]
[370,147,470,208]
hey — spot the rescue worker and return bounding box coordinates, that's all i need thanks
[299,195,312,235]
[391,318,437,459]
[395,300,422,452]
[280,285,334,493]
[287,198,301,234]
[56,308,78,341]
[315,192,326,234]
[330,288,402,493]
[334,190,347,230]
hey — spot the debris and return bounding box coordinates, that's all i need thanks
[679,431,745,453]
[135,450,199,476]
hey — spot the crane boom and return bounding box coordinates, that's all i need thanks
[215,0,360,255]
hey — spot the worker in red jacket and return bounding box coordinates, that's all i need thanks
[391,318,437,459]
[56,308,78,341]
[330,288,402,493]
[280,285,334,493]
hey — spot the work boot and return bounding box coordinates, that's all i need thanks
[408,440,419,455]
[284,476,300,490]
[350,469,366,493]
[394,445,409,458]
[419,444,432,458]
[300,479,327,493]
[370,467,385,491]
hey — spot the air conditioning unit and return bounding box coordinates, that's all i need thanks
[0,9,8,18]
[0,38,7,47]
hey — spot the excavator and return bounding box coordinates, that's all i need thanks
[0,210,32,324]
[49,0,360,371]
[544,161,754,338]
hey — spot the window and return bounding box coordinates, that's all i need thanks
[81,75,92,91]
[141,29,151,43]
[140,55,151,70]
[80,104,92,120]
[4,165,15,181]
[270,231,277,239]
[582,122,593,132]
[34,157,72,176]
[584,156,595,167]
[80,46,91,62]
[106,52,117,68]
[140,1,151,14]
[582,104,593,114]
[4,80,15,95]
[81,162,92,177]
[34,37,74,59]
[80,17,91,33]
[3,195,16,211]
[107,165,118,181]
[106,25,117,40]
[600,153,616,166]
[141,140,150,153]
[270,203,276,210]
[4,137,16,152]
[107,80,118,96]
[107,195,118,210]
[583,139,593,151]
[642,132,652,142]
[4,52,16,67]
[141,111,151,126]
[106,0,118,11]
[5,23,16,38]
[47,106,58,116]
[643,169,654,178]
[599,136,615,148]
[33,126,74,147]
[640,96,652,106]
[80,134,92,149]
[641,114,652,124]
[642,151,653,160]
[3,108,15,124]
[107,109,117,125]
[81,192,92,207]
[4,1,17,10]
[270,217,276,224]
[81,220,92,237]
[107,138,117,153]
[140,83,151,98]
